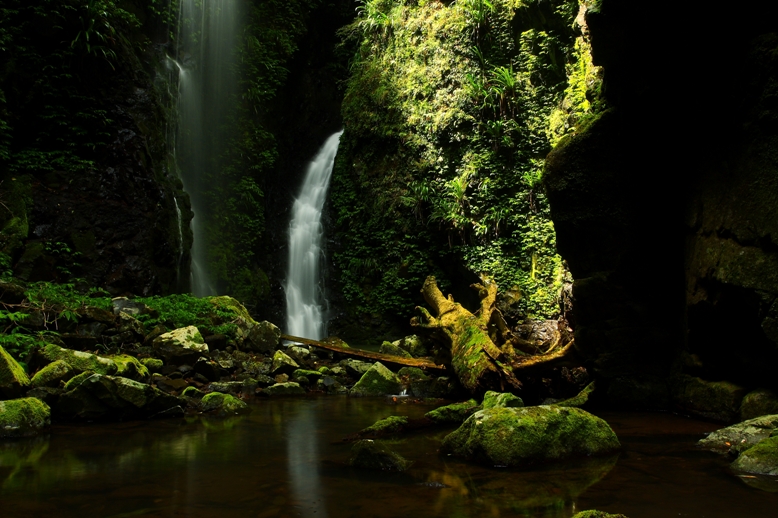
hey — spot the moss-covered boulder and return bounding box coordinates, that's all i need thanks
[394,335,427,358]
[0,345,30,398]
[200,391,249,417]
[292,369,323,381]
[731,435,778,475]
[30,360,75,388]
[441,406,620,466]
[673,375,747,422]
[41,344,117,375]
[181,386,202,398]
[572,512,629,518]
[555,382,596,408]
[340,359,372,378]
[379,341,412,358]
[152,326,208,364]
[360,416,409,436]
[698,414,778,454]
[350,362,401,397]
[397,367,429,380]
[271,350,299,376]
[263,382,306,396]
[482,391,524,409]
[349,439,412,471]
[244,321,281,354]
[141,358,163,374]
[740,389,778,421]
[110,355,149,381]
[0,397,50,438]
[425,399,481,424]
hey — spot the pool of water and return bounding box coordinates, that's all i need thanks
[1,397,777,517]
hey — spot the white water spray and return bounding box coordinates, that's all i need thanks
[285,131,343,340]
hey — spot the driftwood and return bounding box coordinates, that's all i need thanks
[411,276,574,395]
[280,334,446,372]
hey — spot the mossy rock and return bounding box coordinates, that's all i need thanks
[0,345,30,398]
[379,341,412,358]
[349,439,412,471]
[41,344,117,376]
[200,391,249,417]
[731,435,778,475]
[397,367,429,381]
[263,382,306,396]
[425,399,481,424]
[350,362,401,397]
[673,375,747,422]
[482,391,524,409]
[271,350,299,376]
[292,369,323,381]
[152,326,208,364]
[181,386,203,399]
[441,406,620,466]
[209,295,253,321]
[698,414,778,454]
[0,397,50,438]
[394,335,427,358]
[110,355,149,381]
[63,370,95,392]
[360,415,409,435]
[141,358,164,374]
[740,389,778,421]
[30,360,75,388]
[572,512,629,518]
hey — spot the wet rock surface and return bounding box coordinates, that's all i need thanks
[0,397,51,438]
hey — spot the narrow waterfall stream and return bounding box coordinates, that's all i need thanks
[175,0,240,296]
[285,131,343,340]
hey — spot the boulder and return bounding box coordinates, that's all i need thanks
[26,387,62,407]
[394,334,428,358]
[441,406,620,466]
[110,355,149,381]
[286,346,311,363]
[263,382,305,396]
[730,435,778,475]
[200,391,249,417]
[482,391,524,409]
[271,350,299,375]
[141,358,163,374]
[379,341,412,358]
[673,375,747,422]
[340,359,372,379]
[698,414,778,454]
[397,367,429,380]
[30,360,75,388]
[316,377,347,395]
[425,399,481,424]
[152,326,208,364]
[349,439,412,471]
[181,386,202,398]
[359,416,409,436]
[0,397,51,438]
[41,344,117,375]
[740,389,778,421]
[244,321,281,354]
[350,362,402,397]
[0,345,30,398]
[409,376,459,398]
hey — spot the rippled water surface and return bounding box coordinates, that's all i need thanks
[2,397,778,517]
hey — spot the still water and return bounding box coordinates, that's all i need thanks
[2,397,777,517]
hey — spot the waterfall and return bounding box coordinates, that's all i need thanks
[175,0,239,296]
[285,131,343,340]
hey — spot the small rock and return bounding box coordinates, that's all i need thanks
[286,346,311,363]
[349,440,412,471]
[379,341,412,358]
[397,367,429,381]
[200,391,249,417]
[156,377,189,394]
[359,416,409,436]
[244,321,281,354]
[350,362,401,397]
[152,326,209,364]
[409,376,459,398]
[207,381,244,395]
[181,386,203,399]
[110,355,149,382]
[264,382,305,396]
[339,359,372,379]
[26,387,62,407]
[0,397,51,438]
[271,350,299,375]
[394,334,428,358]
[140,358,163,374]
[111,297,155,317]
[194,357,221,381]
[275,373,289,384]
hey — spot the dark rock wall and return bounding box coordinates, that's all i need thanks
[544,1,778,406]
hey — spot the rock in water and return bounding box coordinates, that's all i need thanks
[349,440,412,471]
[200,392,249,417]
[0,345,30,398]
[0,397,51,438]
[263,382,305,396]
[731,436,778,475]
[441,406,620,466]
[698,414,778,455]
[350,362,401,397]
[425,400,482,424]
[152,326,208,364]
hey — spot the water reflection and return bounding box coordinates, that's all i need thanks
[287,404,328,517]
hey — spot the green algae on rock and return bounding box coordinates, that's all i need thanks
[349,439,412,471]
[731,435,778,475]
[482,391,524,409]
[0,345,31,398]
[200,392,249,417]
[0,397,50,438]
[30,360,75,389]
[42,344,117,376]
[425,399,482,424]
[441,406,620,466]
[350,362,402,397]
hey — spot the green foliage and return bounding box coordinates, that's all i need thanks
[135,294,238,336]
[334,0,589,320]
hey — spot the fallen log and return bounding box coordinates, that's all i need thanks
[280,334,447,372]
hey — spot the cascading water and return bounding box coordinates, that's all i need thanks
[285,131,343,340]
[174,0,239,296]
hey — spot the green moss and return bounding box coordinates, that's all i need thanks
[30,360,74,388]
[350,362,402,397]
[572,512,628,518]
[555,381,595,408]
[0,344,30,393]
[42,344,117,375]
[110,355,149,381]
[441,406,620,466]
[200,391,249,416]
[397,367,429,380]
[63,370,96,392]
[263,382,306,396]
[425,399,481,424]
[0,397,51,438]
[349,439,412,471]
[361,415,409,435]
[140,358,163,374]
[731,436,778,475]
[379,341,412,358]
[482,391,524,409]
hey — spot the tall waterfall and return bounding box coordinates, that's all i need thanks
[285,131,343,340]
[175,0,239,296]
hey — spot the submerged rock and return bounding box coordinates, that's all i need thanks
[740,389,778,421]
[350,362,401,397]
[482,391,524,409]
[349,439,412,471]
[0,345,30,398]
[731,435,778,475]
[41,344,117,375]
[698,414,778,454]
[200,391,249,417]
[0,397,50,438]
[263,382,305,396]
[425,399,481,424]
[152,326,208,364]
[441,406,620,466]
[30,360,75,388]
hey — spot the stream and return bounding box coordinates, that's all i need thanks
[1,398,777,517]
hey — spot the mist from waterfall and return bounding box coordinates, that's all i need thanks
[285,131,343,340]
[175,0,239,296]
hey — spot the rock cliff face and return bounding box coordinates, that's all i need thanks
[544,1,778,406]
